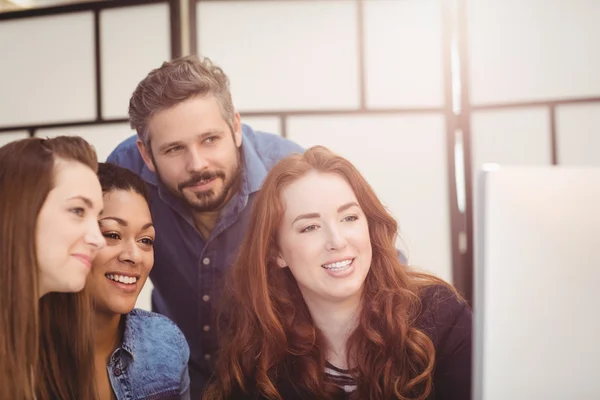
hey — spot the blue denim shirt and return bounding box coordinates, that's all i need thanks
[108,308,190,400]
[107,125,304,396]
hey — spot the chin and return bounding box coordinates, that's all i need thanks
[113,305,136,315]
[61,278,87,294]
[60,266,90,292]
[330,284,364,301]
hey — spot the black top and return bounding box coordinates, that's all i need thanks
[230,284,472,400]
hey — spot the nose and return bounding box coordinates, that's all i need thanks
[325,224,348,251]
[118,240,142,265]
[187,146,209,173]
[85,221,106,250]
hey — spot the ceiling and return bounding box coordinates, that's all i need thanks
[0,0,104,13]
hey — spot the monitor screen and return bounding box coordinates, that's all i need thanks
[473,165,600,400]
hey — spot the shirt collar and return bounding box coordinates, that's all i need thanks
[239,124,268,195]
[118,312,137,364]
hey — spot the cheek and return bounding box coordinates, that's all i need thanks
[283,236,321,269]
[157,158,184,179]
[91,248,119,273]
[360,231,372,253]
[355,222,371,246]
[36,215,60,253]
[43,226,79,262]
[219,146,239,170]
[356,226,373,264]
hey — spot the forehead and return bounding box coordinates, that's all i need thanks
[51,160,102,203]
[148,95,228,145]
[280,172,358,216]
[101,190,151,221]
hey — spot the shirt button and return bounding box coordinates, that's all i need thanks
[202,295,210,302]
[113,367,122,376]
[204,354,211,361]
[202,257,210,266]
[203,325,210,332]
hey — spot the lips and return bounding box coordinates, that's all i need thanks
[72,254,92,268]
[322,258,355,271]
[105,273,139,285]
[104,272,141,294]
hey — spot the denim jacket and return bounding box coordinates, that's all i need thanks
[107,308,191,400]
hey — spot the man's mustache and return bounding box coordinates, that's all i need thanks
[178,170,225,191]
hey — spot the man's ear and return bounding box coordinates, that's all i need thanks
[137,138,156,173]
[233,112,242,148]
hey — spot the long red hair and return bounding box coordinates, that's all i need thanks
[204,146,451,400]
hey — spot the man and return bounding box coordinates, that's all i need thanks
[107,55,303,397]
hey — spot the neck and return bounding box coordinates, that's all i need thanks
[38,279,49,299]
[192,210,221,240]
[304,294,361,369]
[94,309,122,362]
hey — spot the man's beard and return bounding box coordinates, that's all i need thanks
[152,151,241,213]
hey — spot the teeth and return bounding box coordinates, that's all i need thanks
[106,274,138,285]
[322,259,352,270]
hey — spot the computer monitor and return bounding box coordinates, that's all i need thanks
[473,165,600,400]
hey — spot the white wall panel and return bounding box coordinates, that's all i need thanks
[287,114,452,282]
[364,0,444,108]
[0,131,29,147]
[471,107,551,177]
[136,281,153,311]
[0,12,96,126]
[100,3,171,119]
[36,123,135,161]
[467,0,600,104]
[556,103,600,167]
[197,0,360,111]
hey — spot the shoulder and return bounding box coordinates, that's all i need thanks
[416,284,472,348]
[242,124,304,169]
[122,309,190,398]
[106,134,146,175]
[126,308,189,361]
[416,285,472,399]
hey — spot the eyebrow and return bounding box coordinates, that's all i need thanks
[99,217,154,231]
[68,195,94,209]
[338,201,360,213]
[291,202,360,224]
[100,216,128,226]
[158,130,225,153]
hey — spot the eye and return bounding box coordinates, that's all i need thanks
[103,232,121,240]
[139,237,155,246]
[300,224,318,233]
[342,215,358,222]
[165,145,184,154]
[70,207,85,217]
[203,136,218,145]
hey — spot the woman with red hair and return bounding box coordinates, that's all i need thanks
[204,146,472,400]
